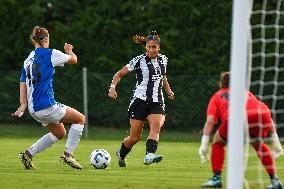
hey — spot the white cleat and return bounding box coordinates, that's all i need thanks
[143,153,163,165]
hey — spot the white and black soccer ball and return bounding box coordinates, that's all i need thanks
[90,149,111,169]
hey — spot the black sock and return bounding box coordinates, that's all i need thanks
[64,151,72,157]
[119,143,131,159]
[269,173,277,180]
[146,139,158,154]
[25,150,33,158]
[213,171,221,177]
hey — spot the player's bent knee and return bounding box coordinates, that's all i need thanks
[56,133,65,140]
[151,120,164,128]
[56,129,66,140]
[78,113,85,125]
[53,131,65,140]
[150,124,163,133]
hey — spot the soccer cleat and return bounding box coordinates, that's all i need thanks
[116,149,126,167]
[267,178,282,189]
[201,176,222,188]
[19,152,36,170]
[143,153,163,165]
[60,155,82,170]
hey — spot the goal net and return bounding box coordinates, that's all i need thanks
[247,0,284,188]
[228,0,284,188]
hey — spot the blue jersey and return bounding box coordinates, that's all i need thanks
[20,48,70,113]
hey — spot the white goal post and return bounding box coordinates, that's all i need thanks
[228,0,284,188]
[227,0,251,189]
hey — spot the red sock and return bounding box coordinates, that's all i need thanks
[211,142,225,172]
[252,142,275,175]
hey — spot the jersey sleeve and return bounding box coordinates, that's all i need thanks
[207,94,218,122]
[161,54,168,74]
[51,49,70,67]
[126,55,143,72]
[20,66,26,82]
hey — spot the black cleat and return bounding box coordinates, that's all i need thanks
[19,151,36,170]
[267,178,282,189]
[60,155,82,170]
[116,149,126,167]
[201,176,222,188]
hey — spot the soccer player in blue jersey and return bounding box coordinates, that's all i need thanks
[13,26,85,170]
[108,31,175,167]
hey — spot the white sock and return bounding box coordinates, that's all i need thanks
[65,124,84,155]
[28,132,59,157]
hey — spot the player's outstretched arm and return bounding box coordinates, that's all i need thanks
[198,115,215,163]
[108,66,129,100]
[12,82,27,117]
[163,76,174,100]
[64,43,77,64]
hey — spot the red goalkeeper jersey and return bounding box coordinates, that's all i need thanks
[207,88,269,123]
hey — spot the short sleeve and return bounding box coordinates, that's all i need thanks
[207,95,218,122]
[161,55,168,74]
[51,49,70,67]
[20,66,26,82]
[126,54,144,72]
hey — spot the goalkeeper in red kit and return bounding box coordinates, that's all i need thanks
[199,72,283,189]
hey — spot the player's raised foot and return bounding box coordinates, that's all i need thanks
[60,154,82,170]
[267,178,282,189]
[143,153,163,165]
[19,151,36,170]
[201,175,222,188]
[116,149,126,167]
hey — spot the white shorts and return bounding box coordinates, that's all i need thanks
[30,103,67,126]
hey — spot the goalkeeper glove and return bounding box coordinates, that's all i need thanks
[270,132,284,158]
[198,135,210,163]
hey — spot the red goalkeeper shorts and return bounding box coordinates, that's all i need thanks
[218,105,272,140]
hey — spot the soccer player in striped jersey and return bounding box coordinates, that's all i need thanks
[13,26,85,170]
[199,72,283,188]
[108,31,175,167]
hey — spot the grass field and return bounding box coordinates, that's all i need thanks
[0,125,283,189]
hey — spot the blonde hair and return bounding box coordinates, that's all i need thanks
[30,26,49,46]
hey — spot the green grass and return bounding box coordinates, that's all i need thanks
[0,125,283,189]
[0,124,201,142]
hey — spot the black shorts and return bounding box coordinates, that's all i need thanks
[128,98,165,121]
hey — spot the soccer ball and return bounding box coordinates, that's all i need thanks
[90,149,111,169]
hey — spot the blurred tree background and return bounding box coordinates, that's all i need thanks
[1,0,283,133]
[0,0,232,75]
[0,0,236,131]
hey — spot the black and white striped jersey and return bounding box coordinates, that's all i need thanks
[126,53,168,104]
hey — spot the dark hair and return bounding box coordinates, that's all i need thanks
[132,30,160,46]
[30,26,49,46]
[219,71,230,89]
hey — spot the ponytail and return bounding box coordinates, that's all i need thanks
[132,30,160,46]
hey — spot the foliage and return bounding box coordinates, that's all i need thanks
[0,0,232,75]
